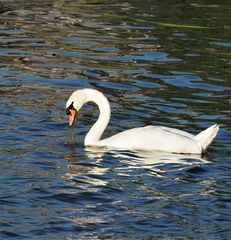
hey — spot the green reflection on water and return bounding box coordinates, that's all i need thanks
[104,13,209,29]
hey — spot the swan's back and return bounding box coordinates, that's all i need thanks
[99,126,202,154]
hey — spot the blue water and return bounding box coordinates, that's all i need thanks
[0,1,231,239]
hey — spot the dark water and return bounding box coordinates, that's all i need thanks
[0,0,231,239]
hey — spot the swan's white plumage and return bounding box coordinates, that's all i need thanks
[99,126,202,153]
[66,88,219,154]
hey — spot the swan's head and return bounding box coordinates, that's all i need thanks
[66,88,110,127]
[66,89,88,126]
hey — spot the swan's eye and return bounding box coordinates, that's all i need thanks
[66,109,71,115]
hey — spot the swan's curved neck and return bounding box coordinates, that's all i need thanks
[84,90,111,146]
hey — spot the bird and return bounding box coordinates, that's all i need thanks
[66,88,219,154]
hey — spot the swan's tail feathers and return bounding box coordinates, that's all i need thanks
[194,124,219,152]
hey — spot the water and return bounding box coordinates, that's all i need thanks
[0,0,230,239]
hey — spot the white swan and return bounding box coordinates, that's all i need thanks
[66,88,219,154]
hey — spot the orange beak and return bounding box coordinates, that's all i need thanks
[68,109,77,126]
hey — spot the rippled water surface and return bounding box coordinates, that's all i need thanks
[1,0,231,239]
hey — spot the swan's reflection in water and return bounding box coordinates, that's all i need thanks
[88,146,209,175]
[62,146,211,233]
[65,145,210,182]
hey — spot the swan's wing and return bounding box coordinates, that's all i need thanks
[99,126,202,154]
[157,126,195,139]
